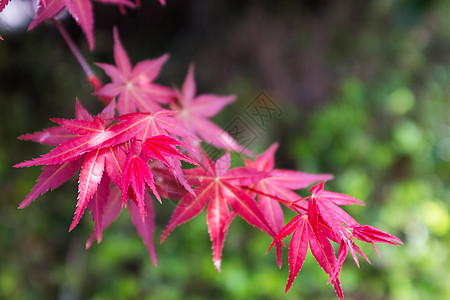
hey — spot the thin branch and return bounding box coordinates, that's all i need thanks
[52,18,94,77]
[243,186,308,213]
[52,18,110,106]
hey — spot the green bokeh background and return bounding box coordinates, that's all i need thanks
[1,0,449,299]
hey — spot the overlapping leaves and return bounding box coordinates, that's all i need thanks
[15,100,196,263]
[14,20,403,299]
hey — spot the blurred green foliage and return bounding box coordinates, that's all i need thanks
[1,0,449,299]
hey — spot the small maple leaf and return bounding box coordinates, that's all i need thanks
[161,152,274,272]
[141,135,197,169]
[28,0,135,50]
[170,65,252,156]
[121,154,160,217]
[266,206,343,299]
[268,213,343,296]
[268,182,402,300]
[96,28,175,114]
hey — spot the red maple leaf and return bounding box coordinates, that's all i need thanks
[15,100,114,209]
[170,65,252,156]
[15,100,196,229]
[28,0,135,50]
[96,28,175,114]
[268,182,402,299]
[161,152,275,272]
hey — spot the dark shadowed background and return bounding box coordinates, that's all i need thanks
[1,0,449,299]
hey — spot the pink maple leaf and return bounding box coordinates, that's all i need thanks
[113,111,198,196]
[121,154,160,219]
[16,100,113,210]
[268,182,402,300]
[15,101,145,229]
[16,99,198,233]
[161,152,274,272]
[170,65,252,156]
[28,0,135,50]
[96,28,175,114]
[16,101,113,207]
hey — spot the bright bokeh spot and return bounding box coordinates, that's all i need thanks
[387,88,415,115]
[0,0,34,31]
[393,119,424,154]
[418,200,450,236]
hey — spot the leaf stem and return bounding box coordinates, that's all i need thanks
[243,186,308,211]
[53,18,94,77]
[52,18,110,105]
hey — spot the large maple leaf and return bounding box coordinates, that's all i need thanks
[170,65,252,156]
[16,100,196,231]
[28,0,135,50]
[161,152,275,272]
[16,100,114,209]
[96,28,175,114]
[16,101,124,230]
[268,182,402,300]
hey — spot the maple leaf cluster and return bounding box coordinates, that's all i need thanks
[8,4,403,299]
